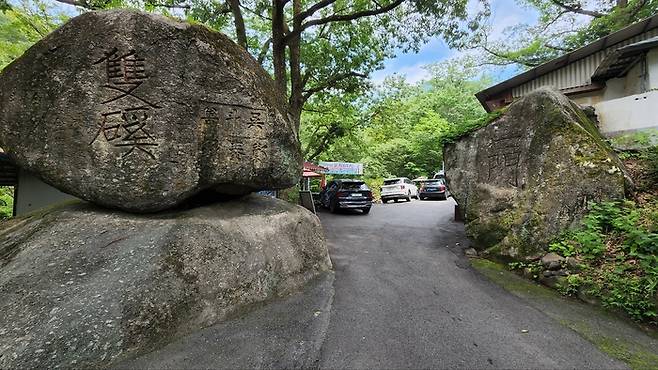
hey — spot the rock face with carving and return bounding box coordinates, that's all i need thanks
[0,10,300,212]
[444,89,627,259]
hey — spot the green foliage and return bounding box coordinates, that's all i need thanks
[508,260,543,279]
[549,201,658,321]
[0,186,13,219]
[556,274,583,296]
[0,0,67,70]
[461,0,658,69]
[548,240,576,257]
[610,130,657,149]
[306,59,490,179]
[363,177,383,202]
[439,108,504,145]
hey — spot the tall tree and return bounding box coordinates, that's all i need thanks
[46,0,484,132]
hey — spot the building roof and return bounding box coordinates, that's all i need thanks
[592,35,658,81]
[303,161,328,173]
[476,14,658,109]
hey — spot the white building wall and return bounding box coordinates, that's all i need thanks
[594,90,658,135]
[15,170,77,216]
[602,61,647,101]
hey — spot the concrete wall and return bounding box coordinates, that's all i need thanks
[15,170,77,216]
[594,90,658,135]
[647,48,658,89]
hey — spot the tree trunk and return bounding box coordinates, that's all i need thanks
[272,0,287,97]
[288,0,304,131]
[229,0,248,50]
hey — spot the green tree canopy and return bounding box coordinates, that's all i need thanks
[460,0,658,68]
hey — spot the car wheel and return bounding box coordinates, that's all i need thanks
[420,196,425,200]
[406,192,411,202]
[362,207,371,215]
[394,199,399,203]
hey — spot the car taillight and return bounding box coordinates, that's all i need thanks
[400,185,405,190]
[366,192,373,200]
[439,185,446,191]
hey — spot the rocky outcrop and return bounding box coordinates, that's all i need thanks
[0,10,300,212]
[0,195,331,369]
[444,89,627,259]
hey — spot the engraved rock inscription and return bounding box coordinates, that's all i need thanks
[0,10,301,212]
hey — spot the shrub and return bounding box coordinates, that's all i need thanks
[0,186,13,219]
[549,200,658,322]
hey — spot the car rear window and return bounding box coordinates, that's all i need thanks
[383,179,401,185]
[341,182,369,190]
[423,180,443,186]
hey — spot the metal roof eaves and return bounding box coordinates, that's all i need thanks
[477,14,658,99]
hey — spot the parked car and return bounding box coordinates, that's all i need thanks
[418,178,449,200]
[319,179,373,214]
[380,177,418,203]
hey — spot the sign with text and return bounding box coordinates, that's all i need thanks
[318,161,364,175]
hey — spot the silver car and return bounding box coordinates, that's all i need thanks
[380,177,418,203]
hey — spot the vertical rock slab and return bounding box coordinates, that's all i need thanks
[0,10,301,212]
[444,89,627,259]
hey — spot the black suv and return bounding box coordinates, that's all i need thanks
[319,179,373,214]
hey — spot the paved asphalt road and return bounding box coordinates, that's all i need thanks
[316,199,624,369]
[119,199,626,369]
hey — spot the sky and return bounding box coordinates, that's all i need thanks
[34,0,539,87]
[370,0,539,85]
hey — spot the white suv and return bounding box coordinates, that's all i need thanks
[380,177,418,203]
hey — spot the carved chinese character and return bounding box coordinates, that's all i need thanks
[94,48,158,108]
[201,106,220,126]
[252,140,268,166]
[91,107,157,159]
[228,140,246,161]
[96,48,147,85]
[248,111,266,132]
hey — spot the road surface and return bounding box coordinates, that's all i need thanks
[118,199,625,369]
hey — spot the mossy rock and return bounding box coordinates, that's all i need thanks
[444,88,627,259]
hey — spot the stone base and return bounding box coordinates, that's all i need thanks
[0,195,331,368]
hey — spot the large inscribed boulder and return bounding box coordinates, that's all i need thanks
[0,10,300,212]
[0,195,331,368]
[444,89,626,259]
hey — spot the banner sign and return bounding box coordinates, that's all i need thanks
[318,161,364,175]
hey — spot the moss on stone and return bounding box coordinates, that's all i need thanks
[566,321,658,370]
[472,258,658,370]
[470,258,556,298]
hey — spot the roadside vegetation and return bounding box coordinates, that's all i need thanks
[0,186,12,219]
[509,145,658,324]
